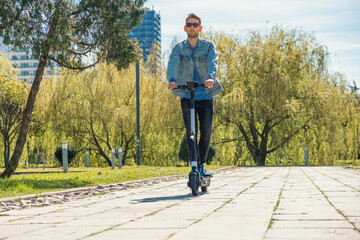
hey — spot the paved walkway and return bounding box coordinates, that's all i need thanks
[0,167,360,240]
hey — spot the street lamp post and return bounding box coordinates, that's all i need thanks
[136,62,140,166]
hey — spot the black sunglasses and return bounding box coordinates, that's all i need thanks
[186,23,200,28]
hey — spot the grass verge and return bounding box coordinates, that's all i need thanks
[0,165,222,199]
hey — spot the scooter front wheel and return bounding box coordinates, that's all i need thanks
[190,174,199,196]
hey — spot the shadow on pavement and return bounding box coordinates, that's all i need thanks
[132,193,198,203]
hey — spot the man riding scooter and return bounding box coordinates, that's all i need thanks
[167,13,223,179]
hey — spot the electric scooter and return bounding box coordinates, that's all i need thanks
[175,81,211,196]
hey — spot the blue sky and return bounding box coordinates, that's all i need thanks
[145,0,360,87]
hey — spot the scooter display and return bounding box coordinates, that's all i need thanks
[175,81,211,196]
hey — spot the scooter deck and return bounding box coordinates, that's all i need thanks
[187,171,211,188]
[201,177,211,187]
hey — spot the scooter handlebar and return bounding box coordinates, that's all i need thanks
[173,83,207,91]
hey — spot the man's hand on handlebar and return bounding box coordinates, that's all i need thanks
[168,82,178,90]
[204,79,214,88]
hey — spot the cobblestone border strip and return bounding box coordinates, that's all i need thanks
[0,167,233,213]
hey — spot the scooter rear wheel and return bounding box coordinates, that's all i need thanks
[190,174,199,196]
[201,186,208,192]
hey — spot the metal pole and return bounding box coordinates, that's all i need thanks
[111,148,115,169]
[62,142,68,173]
[85,150,88,167]
[136,62,140,166]
[118,147,122,169]
[304,145,308,166]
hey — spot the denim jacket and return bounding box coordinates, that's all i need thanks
[167,38,223,98]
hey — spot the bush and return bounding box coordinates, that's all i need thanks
[54,145,77,166]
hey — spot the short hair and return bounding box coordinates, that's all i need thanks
[186,13,201,26]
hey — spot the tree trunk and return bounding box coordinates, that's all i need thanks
[98,149,112,167]
[258,151,267,166]
[252,137,268,166]
[0,56,48,178]
[253,150,267,166]
[90,132,112,167]
[3,138,9,167]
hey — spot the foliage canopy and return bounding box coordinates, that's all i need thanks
[0,0,147,178]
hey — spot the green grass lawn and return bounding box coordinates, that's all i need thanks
[0,165,222,199]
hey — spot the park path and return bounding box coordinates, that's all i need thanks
[0,167,359,240]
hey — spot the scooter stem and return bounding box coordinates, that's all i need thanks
[189,86,197,171]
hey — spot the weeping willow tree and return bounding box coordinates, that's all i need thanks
[205,26,357,166]
[302,73,358,165]
[35,61,182,167]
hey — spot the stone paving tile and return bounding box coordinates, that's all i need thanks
[349,217,360,229]
[7,225,109,240]
[264,228,360,240]
[264,167,360,240]
[85,228,183,240]
[270,219,353,229]
[0,167,359,240]
[0,224,54,239]
[5,215,76,225]
[171,220,270,240]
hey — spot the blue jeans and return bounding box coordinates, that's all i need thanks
[181,98,213,165]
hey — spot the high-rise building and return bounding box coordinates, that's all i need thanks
[0,38,9,56]
[129,8,161,61]
[0,37,60,84]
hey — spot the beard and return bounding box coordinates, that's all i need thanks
[187,31,199,38]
